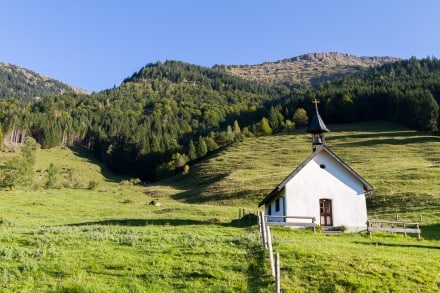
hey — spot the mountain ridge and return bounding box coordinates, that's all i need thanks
[0,62,87,102]
[1,52,402,100]
[214,52,401,86]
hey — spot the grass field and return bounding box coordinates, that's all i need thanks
[0,121,439,291]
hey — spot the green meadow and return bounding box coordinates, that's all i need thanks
[0,121,439,291]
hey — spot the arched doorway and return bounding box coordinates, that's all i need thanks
[319,199,332,226]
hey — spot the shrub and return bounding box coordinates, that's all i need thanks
[183,164,190,175]
[45,163,58,189]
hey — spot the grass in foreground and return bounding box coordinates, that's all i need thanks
[271,228,440,292]
[0,189,270,292]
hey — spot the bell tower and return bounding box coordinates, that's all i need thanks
[307,99,330,152]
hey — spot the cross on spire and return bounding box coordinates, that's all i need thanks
[312,99,320,111]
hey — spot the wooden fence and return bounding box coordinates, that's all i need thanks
[258,211,280,293]
[367,219,421,239]
[265,215,317,233]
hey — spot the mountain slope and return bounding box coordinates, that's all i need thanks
[0,62,86,102]
[215,52,400,86]
[145,121,440,216]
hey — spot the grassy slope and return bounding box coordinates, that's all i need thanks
[153,121,440,222]
[0,121,439,291]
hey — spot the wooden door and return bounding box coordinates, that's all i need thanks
[319,199,332,226]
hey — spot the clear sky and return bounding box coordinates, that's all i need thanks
[1,0,440,92]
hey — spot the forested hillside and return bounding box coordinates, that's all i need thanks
[287,57,440,132]
[0,62,85,102]
[1,56,440,183]
[0,61,291,182]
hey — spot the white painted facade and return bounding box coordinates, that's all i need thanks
[261,146,373,230]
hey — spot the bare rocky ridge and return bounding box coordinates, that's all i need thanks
[215,52,401,86]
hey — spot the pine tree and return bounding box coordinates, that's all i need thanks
[204,136,219,152]
[268,107,280,130]
[187,140,197,161]
[233,120,241,134]
[196,136,208,158]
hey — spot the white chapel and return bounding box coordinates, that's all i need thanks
[259,101,374,231]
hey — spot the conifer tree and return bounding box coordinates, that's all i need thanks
[204,136,219,152]
[233,120,241,134]
[196,136,208,158]
[187,140,197,161]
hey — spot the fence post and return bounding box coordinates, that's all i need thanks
[239,209,242,220]
[419,214,423,223]
[267,225,275,277]
[312,217,316,233]
[262,212,268,249]
[258,212,266,247]
[258,211,262,232]
[275,253,280,293]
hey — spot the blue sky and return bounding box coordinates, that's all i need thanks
[1,0,440,92]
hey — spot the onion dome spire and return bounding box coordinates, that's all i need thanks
[307,99,330,152]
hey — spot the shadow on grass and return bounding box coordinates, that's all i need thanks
[353,240,440,250]
[328,129,416,141]
[367,195,440,214]
[153,164,268,205]
[68,146,129,183]
[169,173,229,202]
[245,242,273,291]
[421,224,440,241]
[65,215,257,228]
[332,134,440,148]
[172,188,267,205]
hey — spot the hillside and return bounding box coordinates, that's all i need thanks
[0,121,439,291]
[215,52,400,86]
[0,62,86,102]
[146,121,440,215]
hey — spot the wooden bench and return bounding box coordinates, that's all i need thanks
[265,215,317,233]
[367,219,421,239]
